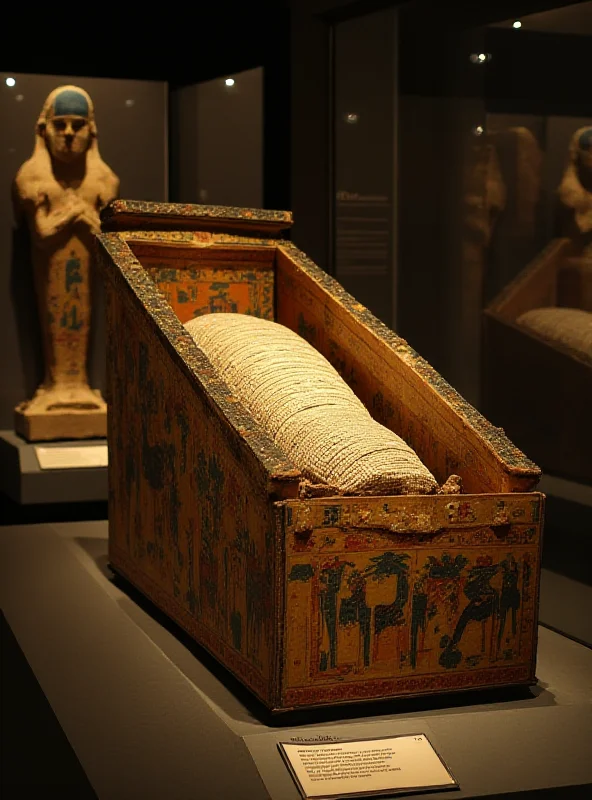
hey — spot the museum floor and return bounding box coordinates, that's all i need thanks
[1,512,591,799]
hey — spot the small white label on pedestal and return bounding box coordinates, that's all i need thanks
[278,733,458,799]
[35,445,108,470]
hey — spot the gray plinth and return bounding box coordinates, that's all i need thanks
[1,521,591,800]
[0,429,108,504]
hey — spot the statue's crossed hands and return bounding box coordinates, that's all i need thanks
[35,190,101,239]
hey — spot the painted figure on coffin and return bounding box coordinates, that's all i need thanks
[316,551,411,676]
[289,545,531,686]
[144,266,274,324]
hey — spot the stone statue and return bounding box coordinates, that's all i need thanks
[13,85,119,440]
[558,126,592,250]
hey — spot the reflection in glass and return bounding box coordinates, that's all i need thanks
[170,67,262,208]
[481,3,592,484]
[333,7,396,328]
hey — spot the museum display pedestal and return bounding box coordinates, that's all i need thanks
[0,430,108,505]
[1,521,591,799]
[13,401,107,443]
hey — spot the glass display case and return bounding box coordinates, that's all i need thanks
[0,72,167,506]
[1,3,591,796]
[170,67,263,209]
[331,1,591,409]
[0,61,268,515]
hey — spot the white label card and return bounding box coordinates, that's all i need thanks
[278,734,458,799]
[35,445,108,470]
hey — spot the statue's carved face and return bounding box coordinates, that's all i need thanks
[43,115,91,163]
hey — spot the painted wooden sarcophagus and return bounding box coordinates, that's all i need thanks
[483,238,592,486]
[97,200,543,713]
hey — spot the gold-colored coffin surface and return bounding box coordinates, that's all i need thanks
[97,199,542,712]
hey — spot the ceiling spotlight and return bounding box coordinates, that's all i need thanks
[6,77,16,87]
[513,20,522,29]
[469,52,492,64]
[473,125,484,137]
[225,78,235,87]
[344,112,359,124]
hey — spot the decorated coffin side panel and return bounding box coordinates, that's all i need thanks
[275,245,539,494]
[105,282,281,706]
[281,494,542,709]
[128,240,275,324]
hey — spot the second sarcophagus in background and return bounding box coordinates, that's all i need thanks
[484,238,592,486]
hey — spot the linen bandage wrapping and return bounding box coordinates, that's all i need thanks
[517,307,592,360]
[185,314,438,495]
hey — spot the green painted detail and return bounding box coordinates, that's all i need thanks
[196,450,225,613]
[60,305,83,330]
[426,553,468,579]
[366,553,410,638]
[320,557,353,670]
[65,254,82,293]
[157,269,178,282]
[289,564,314,583]
[230,610,242,651]
[322,506,340,527]
[366,551,410,581]
[297,312,317,344]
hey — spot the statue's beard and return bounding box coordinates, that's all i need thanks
[48,137,89,163]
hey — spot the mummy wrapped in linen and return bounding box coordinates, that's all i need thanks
[184,313,439,496]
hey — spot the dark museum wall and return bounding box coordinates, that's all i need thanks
[170,68,264,210]
[1,0,589,413]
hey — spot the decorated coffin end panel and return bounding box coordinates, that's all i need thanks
[280,494,543,709]
[105,281,281,707]
[275,244,540,495]
[127,238,276,324]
